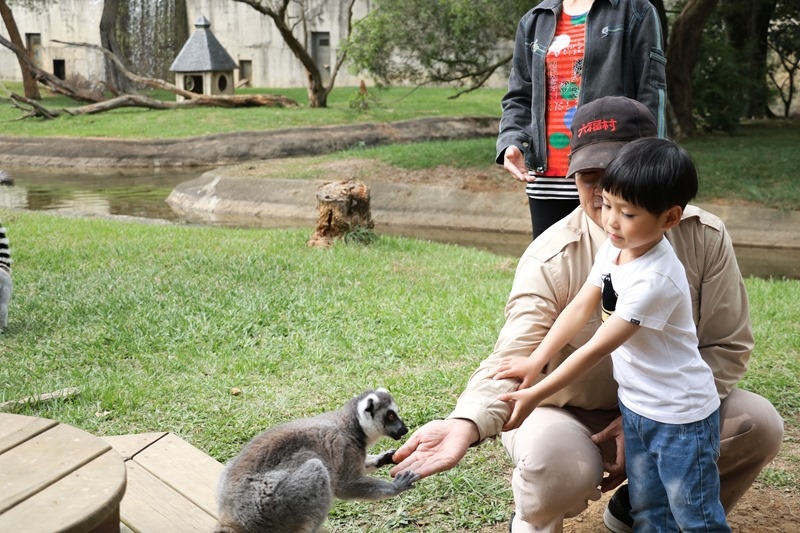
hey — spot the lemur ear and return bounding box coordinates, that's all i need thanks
[364,394,377,415]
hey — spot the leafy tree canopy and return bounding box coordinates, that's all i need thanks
[346,0,531,93]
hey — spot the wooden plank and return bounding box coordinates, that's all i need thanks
[0,413,57,454]
[129,433,224,517]
[117,461,217,533]
[0,423,111,513]
[0,448,126,533]
[101,432,169,460]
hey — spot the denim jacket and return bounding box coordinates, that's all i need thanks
[495,0,667,172]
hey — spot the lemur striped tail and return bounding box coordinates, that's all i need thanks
[0,222,11,274]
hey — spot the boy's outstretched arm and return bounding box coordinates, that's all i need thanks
[499,315,640,430]
[491,280,602,387]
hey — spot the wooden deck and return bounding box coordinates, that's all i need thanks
[0,413,127,533]
[101,432,224,533]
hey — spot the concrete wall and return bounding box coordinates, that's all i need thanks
[0,1,106,86]
[0,0,373,88]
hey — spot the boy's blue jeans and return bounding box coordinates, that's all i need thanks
[620,401,730,532]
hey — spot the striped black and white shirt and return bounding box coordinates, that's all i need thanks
[525,174,580,201]
[0,222,11,274]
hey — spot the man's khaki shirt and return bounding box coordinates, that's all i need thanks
[449,206,753,442]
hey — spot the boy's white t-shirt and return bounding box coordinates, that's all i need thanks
[588,237,720,424]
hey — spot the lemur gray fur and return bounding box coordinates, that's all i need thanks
[215,389,419,533]
[0,221,11,331]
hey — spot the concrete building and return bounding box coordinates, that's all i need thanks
[0,0,373,89]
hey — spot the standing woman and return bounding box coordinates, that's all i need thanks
[496,0,667,239]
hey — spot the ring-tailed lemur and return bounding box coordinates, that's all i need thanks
[215,389,419,533]
[0,221,11,331]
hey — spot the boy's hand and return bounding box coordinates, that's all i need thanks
[489,356,540,389]
[498,388,539,431]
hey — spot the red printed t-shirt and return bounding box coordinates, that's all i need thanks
[527,9,586,201]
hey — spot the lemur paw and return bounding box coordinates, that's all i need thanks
[375,449,397,467]
[393,470,420,492]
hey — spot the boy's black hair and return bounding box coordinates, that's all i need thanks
[600,137,698,215]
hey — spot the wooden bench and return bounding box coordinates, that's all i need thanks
[101,432,224,533]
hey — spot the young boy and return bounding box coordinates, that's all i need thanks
[491,137,730,532]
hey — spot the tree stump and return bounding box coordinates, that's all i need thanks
[306,180,374,248]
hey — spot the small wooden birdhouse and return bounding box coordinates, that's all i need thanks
[170,15,237,101]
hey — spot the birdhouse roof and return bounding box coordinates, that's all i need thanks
[170,15,237,73]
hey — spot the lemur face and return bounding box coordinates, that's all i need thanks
[357,389,409,443]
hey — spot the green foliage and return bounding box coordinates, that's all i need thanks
[767,0,800,117]
[692,15,747,133]
[348,84,380,112]
[346,0,530,89]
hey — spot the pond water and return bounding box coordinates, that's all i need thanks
[1,165,798,280]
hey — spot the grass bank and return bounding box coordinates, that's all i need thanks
[1,210,797,531]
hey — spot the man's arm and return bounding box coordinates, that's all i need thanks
[670,208,753,398]
[491,280,601,385]
[500,315,639,430]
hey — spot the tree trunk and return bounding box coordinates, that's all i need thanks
[307,181,373,248]
[306,72,329,108]
[0,0,41,100]
[667,0,720,137]
[722,0,778,118]
[99,0,135,94]
[232,0,330,108]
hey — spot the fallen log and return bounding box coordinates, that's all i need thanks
[0,387,81,412]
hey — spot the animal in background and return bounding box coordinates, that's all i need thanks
[0,221,11,331]
[215,388,419,533]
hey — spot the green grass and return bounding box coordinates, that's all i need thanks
[682,119,800,210]
[0,84,504,139]
[1,210,797,531]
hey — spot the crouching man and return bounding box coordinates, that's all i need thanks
[390,97,784,533]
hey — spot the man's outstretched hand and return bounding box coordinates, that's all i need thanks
[390,418,479,479]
